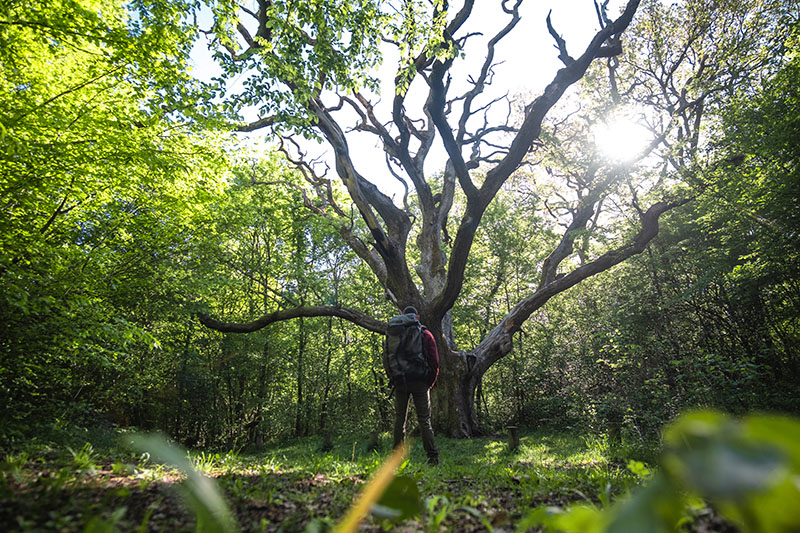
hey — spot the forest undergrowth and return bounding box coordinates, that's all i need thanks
[9,409,798,532]
[1,428,672,532]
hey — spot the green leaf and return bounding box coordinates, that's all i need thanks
[605,476,683,533]
[672,440,785,499]
[372,474,421,522]
[550,505,605,533]
[663,411,787,500]
[743,415,800,471]
[718,477,800,533]
[82,507,127,533]
[626,460,651,479]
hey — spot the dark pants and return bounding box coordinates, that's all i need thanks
[393,381,438,462]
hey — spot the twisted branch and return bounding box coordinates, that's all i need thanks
[199,306,387,334]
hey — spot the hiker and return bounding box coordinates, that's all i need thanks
[383,305,440,464]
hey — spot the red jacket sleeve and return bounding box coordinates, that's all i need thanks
[422,329,439,388]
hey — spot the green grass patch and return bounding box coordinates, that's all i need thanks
[1,428,653,532]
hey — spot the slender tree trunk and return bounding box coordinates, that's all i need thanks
[371,366,387,426]
[226,373,234,443]
[514,334,523,425]
[295,315,306,437]
[346,342,353,412]
[176,323,191,441]
[319,316,333,434]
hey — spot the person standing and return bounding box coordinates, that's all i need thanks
[383,306,440,465]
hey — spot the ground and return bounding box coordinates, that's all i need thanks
[0,430,730,532]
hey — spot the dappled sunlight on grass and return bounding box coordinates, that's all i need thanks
[1,428,652,532]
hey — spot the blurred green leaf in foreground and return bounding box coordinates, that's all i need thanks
[132,434,239,533]
[520,411,800,532]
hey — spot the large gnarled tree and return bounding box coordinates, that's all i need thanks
[197,0,766,436]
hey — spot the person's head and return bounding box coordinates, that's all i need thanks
[403,306,418,317]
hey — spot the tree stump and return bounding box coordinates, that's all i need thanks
[320,431,333,452]
[368,430,380,451]
[508,425,520,452]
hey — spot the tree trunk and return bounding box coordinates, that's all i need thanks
[431,315,516,437]
[295,315,306,437]
[319,316,334,434]
[432,346,472,437]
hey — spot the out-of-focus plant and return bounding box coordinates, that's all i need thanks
[69,443,99,477]
[334,443,422,533]
[519,411,800,532]
[132,434,239,533]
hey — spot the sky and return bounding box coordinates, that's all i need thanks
[189,0,631,200]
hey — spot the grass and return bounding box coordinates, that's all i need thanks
[0,428,654,532]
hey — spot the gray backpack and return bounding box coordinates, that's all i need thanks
[383,313,431,384]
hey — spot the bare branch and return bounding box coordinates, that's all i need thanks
[428,0,523,199]
[199,305,387,334]
[539,203,595,287]
[385,153,411,211]
[456,31,482,47]
[391,80,436,208]
[456,0,521,145]
[413,92,437,169]
[235,115,278,132]
[546,11,574,66]
[471,195,690,375]
[237,21,256,49]
[353,92,400,157]
[463,125,517,145]
[446,0,476,35]
[272,136,390,283]
[309,97,421,303]
[430,0,642,320]
[429,58,479,197]
[594,0,612,28]
[238,3,258,20]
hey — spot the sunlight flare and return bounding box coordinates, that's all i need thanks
[593,117,651,163]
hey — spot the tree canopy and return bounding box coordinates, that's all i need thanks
[1,0,798,448]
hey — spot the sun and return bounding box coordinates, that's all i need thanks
[593,117,651,163]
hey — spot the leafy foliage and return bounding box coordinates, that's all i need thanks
[0,0,228,445]
[207,0,387,128]
[523,411,800,532]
